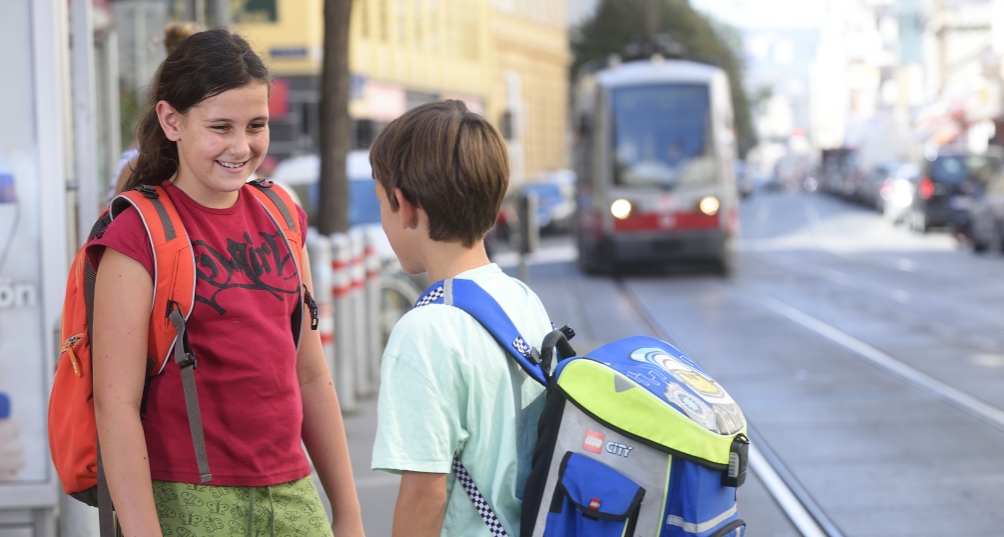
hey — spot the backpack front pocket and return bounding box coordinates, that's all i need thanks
[544,452,646,537]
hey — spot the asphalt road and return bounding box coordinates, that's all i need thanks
[339,190,1004,536]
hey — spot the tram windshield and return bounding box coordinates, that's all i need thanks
[611,84,716,189]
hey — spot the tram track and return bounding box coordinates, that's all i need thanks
[636,192,1004,536]
[616,278,845,537]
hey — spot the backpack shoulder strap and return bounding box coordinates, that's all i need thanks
[246,178,303,254]
[245,179,310,348]
[107,185,213,487]
[112,185,195,375]
[414,278,548,386]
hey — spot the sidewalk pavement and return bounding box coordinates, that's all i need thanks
[313,391,399,536]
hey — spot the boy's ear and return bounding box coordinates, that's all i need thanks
[156,100,183,142]
[394,188,420,229]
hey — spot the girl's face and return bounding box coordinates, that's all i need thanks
[158,83,269,207]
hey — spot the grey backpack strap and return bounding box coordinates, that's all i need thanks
[167,308,212,483]
[452,455,509,537]
[96,444,115,537]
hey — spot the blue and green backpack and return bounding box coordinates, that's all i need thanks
[414,278,749,537]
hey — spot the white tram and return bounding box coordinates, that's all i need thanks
[573,56,739,274]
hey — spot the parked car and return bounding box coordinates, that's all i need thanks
[956,151,1004,251]
[494,171,577,247]
[908,151,995,234]
[859,162,918,213]
[269,151,396,261]
[879,163,920,224]
[736,160,754,198]
[820,148,857,197]
[522,170,576,234]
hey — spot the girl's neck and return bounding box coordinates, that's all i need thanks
[170,172,240,209]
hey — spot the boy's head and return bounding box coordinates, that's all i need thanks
[370,100,509,248]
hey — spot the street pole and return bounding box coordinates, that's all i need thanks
[319,0,354,236]
[70,0,99,247]
[517,192,539,284]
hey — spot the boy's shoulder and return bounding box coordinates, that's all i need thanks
[384,264,548,359]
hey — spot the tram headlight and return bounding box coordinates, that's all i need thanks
[610,199,632,219]
[698,196,720,216]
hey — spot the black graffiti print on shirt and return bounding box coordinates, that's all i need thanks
[193,231,298,315]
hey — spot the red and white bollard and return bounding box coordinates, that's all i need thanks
[349,229,371,397]
[307,232,335,384]
[330,232,356,412]
[364,228,383,384]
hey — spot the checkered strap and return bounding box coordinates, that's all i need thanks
[452,455,510,537]
[415,286,445,308]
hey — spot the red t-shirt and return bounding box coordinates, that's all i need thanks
[87,182,311,486]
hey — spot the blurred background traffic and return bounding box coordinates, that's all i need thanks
[5,0,1004,535]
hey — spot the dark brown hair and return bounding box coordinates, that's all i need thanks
[369,100,510,247]
[125,28,269,191]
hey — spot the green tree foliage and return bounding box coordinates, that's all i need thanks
[572,0,756,156]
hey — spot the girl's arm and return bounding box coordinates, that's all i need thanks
[296,246,366,537]
[92,248,162,536]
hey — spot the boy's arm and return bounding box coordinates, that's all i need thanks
[296,246,366,537]
[394,471,448,537]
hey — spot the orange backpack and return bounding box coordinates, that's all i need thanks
[48,180,315,534]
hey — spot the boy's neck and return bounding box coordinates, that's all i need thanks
[421,238,492,283]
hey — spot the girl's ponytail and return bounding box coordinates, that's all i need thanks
[123,28,269,191]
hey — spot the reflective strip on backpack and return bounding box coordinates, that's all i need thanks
[665,504,737,534]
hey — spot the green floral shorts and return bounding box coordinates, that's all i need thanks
[151,476,334,537]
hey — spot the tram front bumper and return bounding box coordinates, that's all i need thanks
[599,229,729,264]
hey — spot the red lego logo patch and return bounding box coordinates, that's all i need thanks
[588,498,601,511]
[583,430,605,454]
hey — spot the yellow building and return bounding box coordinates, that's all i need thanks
[232,0,570,184]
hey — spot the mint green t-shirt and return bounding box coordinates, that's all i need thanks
[372,263,551,536]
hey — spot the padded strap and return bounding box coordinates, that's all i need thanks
[414,279,548,385]
[246,180,305,349]
[168,308,212,483]
[414,280,552,535]
[112,186,195,376]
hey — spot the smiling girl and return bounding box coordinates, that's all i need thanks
[86,29,364,537]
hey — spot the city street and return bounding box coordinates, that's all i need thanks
[343,190,1004,536]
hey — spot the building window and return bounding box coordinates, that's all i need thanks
[460,7,478,61]
[396,0,407,45]
[428,0,439,52]
[380,0,389,42]
[414,0,423,50]
[361,0,370,38]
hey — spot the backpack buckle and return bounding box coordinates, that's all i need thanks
[136,185,159,199]
[178,352,197,370]
[251,178,274,189]
[303,286,319,331]
[722,433,748,488]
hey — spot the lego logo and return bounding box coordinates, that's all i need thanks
[588,498,601,511]
[605,441,634,457]
[583,430,605,453]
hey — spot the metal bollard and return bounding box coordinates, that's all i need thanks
[307,230,336,385]
[364,228,383,384]
[330,233,356,412]
[517,191,539,284]
[349,229,371,397]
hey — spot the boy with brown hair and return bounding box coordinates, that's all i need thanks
[370,100,552,536]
